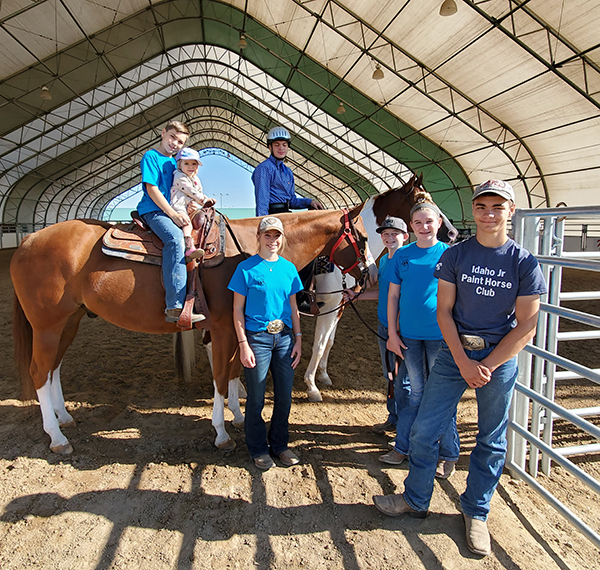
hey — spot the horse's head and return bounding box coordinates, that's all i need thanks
[370,173,458,243]
[328,204,372,282]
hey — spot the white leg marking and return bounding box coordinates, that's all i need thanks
[37,376,72,454]
[49,363,75,426]
[235,377,247,399]
[212,380,236,451]
[227,378,245,428]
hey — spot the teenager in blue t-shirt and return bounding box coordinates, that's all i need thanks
[384,193,459,472]
[229,216,303,471]
[375,180,547,558]
[137,120,204,324]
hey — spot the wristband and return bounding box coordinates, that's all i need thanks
[295,333,302,337]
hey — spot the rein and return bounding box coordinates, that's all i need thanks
[220,211,250,259]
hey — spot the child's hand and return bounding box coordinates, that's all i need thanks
[204,198,216,208]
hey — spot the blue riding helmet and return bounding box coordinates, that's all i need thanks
[175,147,203,165]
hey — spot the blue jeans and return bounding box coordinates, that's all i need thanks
[393,337,459,460]
[377,321,410,424]
[142,210,186,310]
[403,343,519,520]
[244,329,295,458]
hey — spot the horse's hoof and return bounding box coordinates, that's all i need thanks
[216,438,236,452]
[51,442,73,455]
[307,389,323,403]
[59,419,76,428]
[318,376,332,387]
[232,420,245,430]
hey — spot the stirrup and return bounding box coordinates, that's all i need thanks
[185,248,205,263]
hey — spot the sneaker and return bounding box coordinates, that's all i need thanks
[278,449,300,466]
[435,459,457,479]
[372,420,396,435]
[253,454,274,471]
[164,308,206,323]
[463,514,491,556]
[378,449,407,465]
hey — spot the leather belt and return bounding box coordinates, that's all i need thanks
[269,202,290,214]
[266,319,285,334]
[460,334,493,351]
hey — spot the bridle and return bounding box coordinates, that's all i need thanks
[329,208,368,278]
[296,209,372,318]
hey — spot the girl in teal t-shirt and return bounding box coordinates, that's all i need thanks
[383,192,460,476]
[228,216,303,471]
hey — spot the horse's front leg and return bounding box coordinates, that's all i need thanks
[316,321,338,387]
[37,373,73,455]
[212,380,236,452]
[304,308,340,402]
[49,363,75,427]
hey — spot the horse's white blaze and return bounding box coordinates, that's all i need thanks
[37,373,71,452]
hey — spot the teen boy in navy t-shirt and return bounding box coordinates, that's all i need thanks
[374,180,547,558]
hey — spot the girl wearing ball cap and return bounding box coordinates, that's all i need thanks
[228,216,304,471]
[383,191,460,475]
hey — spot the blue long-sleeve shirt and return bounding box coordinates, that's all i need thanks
[252,154,312,216]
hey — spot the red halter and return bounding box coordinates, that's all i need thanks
[329,209,364,275]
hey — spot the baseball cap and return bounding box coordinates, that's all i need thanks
[472,179,515,202]
[259,216,284,234]
[175,147,203,165]
[376,216,408,234]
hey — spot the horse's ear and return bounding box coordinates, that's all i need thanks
[417,172,423,187]
[349,203,365,218]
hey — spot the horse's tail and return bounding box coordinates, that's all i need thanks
[12,293,36,401]
[173,330,196,384]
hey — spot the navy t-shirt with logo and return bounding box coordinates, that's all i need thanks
[434,236,547,344]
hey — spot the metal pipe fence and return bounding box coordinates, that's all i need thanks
[509,205,600,549]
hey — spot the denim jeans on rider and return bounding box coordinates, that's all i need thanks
[141,210,186,311]
[244,329,295,458]
[402,342,519,520]
[392,337,459,461]
[377,321,410,425]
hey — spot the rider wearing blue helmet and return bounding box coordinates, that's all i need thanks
[252,126,323,216]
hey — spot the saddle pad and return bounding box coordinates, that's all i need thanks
[102,223,163,266]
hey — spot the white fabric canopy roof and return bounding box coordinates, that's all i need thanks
[0,0,598,227]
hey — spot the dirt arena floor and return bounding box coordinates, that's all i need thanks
[0,246,599,569]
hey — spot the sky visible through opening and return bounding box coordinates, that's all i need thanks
[113,151,256,214]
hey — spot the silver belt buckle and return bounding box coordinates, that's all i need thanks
[460,334,486,351]
[266,319,284,334]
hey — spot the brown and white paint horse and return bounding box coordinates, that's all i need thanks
[11,208,370,454]
[303,174,458,401]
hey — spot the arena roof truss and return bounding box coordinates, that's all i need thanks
[0,0,599,229]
